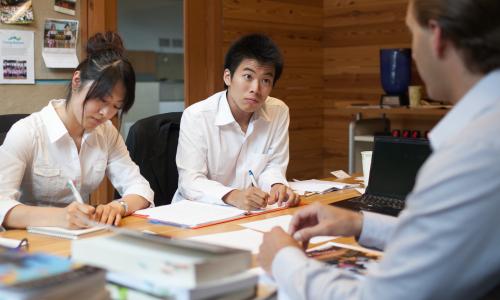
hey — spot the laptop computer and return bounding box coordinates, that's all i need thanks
[332,136,432,216]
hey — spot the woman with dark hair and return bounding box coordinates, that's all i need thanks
[0,32,153,229]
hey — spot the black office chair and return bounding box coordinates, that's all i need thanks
[123,112,182,206]
[0,114,29,145]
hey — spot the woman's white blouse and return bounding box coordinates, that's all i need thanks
[0,99,154,224]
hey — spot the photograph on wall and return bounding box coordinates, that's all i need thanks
[0,0,34,24]
[42,18,79,68]
[0,29,34,84]
[54,0,76,16]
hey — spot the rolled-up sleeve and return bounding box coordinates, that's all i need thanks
[105,125,154,207]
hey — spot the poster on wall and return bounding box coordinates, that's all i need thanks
[41,18,79,68]
[0,29,34,84]
[0,0,34,24]
[54,0,76,16]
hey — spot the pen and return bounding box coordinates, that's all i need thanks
[248,170,258,187]
[66,179,84,204]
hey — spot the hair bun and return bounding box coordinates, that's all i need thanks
[86,32,125,58]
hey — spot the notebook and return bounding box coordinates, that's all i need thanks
[27,226,106,240]
[332,136,431,216]
[134,200,288,229]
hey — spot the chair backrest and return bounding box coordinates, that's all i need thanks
[124,112,182,206]
[0,114,29,145]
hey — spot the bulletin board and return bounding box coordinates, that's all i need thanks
[0,0,82,114]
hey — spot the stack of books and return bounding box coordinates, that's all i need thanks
[72,230,257,299]
[0,248,108,299]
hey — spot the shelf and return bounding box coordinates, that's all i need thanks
[354,135,374,142]
[335,106,450,117]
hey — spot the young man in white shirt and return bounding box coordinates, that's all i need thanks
[258,0,500,299]
[174,34,299,210]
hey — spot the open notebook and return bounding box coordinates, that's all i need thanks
[133,200,288,229]
[27,226,106,240]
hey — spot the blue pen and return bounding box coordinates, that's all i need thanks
[248,170,258,187]
[148,219,190,229]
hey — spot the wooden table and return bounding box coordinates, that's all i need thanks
[0,187,361,257]
[0,186,362,299]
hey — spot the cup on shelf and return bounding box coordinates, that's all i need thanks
[361,151,373,188]
[409,85,423,108]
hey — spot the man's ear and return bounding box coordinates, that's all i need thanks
[429,20,447,59]
[71,71,81,91]
[223,69,232,87]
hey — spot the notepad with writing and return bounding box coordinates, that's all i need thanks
[27,226,106,240]
[133,200,288,229]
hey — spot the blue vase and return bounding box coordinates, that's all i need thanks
[380,48,412,97]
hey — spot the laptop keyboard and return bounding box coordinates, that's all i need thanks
[358,194,405,210]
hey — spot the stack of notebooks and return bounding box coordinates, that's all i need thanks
[0,248,108,300]
[72,230,257,299]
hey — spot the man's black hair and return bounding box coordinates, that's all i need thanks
[223,34,284,89]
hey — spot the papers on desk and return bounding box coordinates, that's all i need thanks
[134,200,288,229]
[188,229,263,254]
[288,179,357,196]
[239,215,338,244]
[184,215,340,254]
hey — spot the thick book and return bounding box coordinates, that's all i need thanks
[107,269,258,300]
[72,230,252,289]
[0,251,108,300]
[133,200,288,229]
[27,226,106,240]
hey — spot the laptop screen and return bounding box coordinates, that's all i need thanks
[366,137,432,200]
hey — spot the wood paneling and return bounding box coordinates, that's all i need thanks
[184,0,223,106]
[223,0,324,179]
[322,0,438,174]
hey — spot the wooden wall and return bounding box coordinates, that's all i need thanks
[323,0,425,174]
[222,0,324,179]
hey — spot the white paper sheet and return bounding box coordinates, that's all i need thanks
[240,215,338,244]
[135,201,245,228]
[187,229,263,254]
[0,29,34,84]
[330,170,351,179]
[288,179,358,195]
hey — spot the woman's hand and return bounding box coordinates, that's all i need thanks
[93,201,125,226]
[60,202,95,229]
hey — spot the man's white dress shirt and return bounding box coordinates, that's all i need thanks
[173,91,289,205]
[0,100,154,225]
[272,70,500,299]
